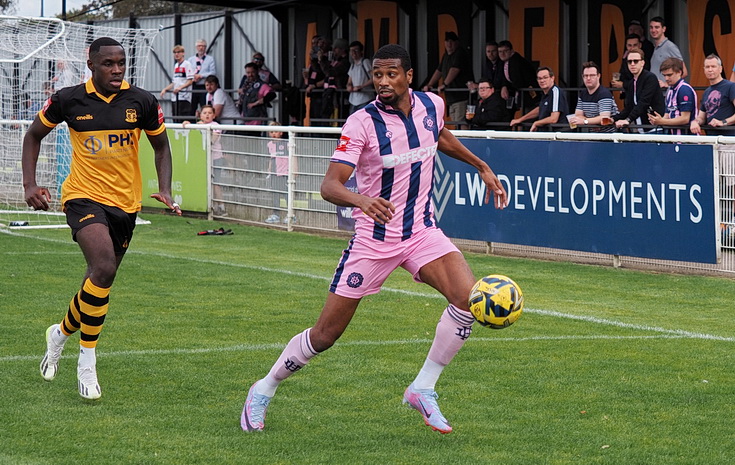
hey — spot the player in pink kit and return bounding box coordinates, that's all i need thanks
[241,44,508,434]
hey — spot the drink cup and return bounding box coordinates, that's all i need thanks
[612,72,621,81]
[601,116,613,125]
[505,97,514,109]
[566,114,577,129]
[466,105,476,119]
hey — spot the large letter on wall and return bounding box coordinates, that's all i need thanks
[509,0,560,73]
[688,0,734,88]
[357,1,399,57]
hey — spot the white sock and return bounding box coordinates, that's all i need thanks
[51,326,69,346]
[256,375,280,397]
[78,346,96,368]
[412,358,445,391]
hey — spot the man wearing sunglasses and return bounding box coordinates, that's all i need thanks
[613,48,665,131]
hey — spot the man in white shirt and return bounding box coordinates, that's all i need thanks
[205,75,240,124]
[188,39,217,114]
[160,44,194,119]
[345,40,374,114]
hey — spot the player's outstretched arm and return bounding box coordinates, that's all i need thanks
[437,127,508,209]
[320,161,395,225]
[147,131,182,216]
[21,118,54,210]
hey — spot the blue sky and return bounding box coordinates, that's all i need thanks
[15,0,88,18]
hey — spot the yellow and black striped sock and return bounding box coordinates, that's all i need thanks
[75,278,110,349]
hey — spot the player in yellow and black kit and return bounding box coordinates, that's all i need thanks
[22,37,182,400]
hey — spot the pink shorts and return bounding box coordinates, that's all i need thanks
[329,226,460,299]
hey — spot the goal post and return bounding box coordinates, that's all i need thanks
[0,16,159,229]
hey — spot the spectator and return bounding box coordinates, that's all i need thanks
[649,16,687,88]
[611,33,643,94]
[422,31,474,129]
[496,40,537,114]
[305,36,329,124]
[253,52,282,92]
[346,40,374,114]
[160,45,194,119]
[510,67,568,132]
[730,60,735,83]
[691,54,735,135]
[238,62,275,125]
[320,38,351,121]
[188,39,217,115]
[182,105,226,215]
[570,61,618,132]
[264,122,292,224]
[613,48,665,131]
[465,78,511,128]
[205,75,240,124]
[481,41,502,89]
[628,20,654,66]
[648,58,696,134]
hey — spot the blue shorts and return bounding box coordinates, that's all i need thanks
[329,226,460,299]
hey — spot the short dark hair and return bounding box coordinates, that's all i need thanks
[537,66,554,78]
[498,40,513,50]
[245,62,259,71]
[205,75,220,86]
[650,16,666,27]
[486,41,498,47]
[581,61,600,74]
[625,33,642,42]
[373,44,412,71]
[349,41,364,53]
[89,37,123,59]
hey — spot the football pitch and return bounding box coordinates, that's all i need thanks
[1,214,734,465]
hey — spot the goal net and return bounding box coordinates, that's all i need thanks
[0,16,159,229]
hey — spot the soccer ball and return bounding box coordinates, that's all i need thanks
[468,275,524,329]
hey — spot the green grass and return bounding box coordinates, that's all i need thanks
[1,213,735,464]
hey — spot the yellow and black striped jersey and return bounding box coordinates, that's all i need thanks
[39,79,166,213]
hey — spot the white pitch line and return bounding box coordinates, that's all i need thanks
[4,232,735,342]
[0,334,696,363]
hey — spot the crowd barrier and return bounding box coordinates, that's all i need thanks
[141,124,735,277]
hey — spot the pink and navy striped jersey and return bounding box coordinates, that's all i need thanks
[331,89,444,242]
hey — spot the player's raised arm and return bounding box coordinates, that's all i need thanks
[147,131,181,215]
[21,117,54,210]
[437,127,508,209]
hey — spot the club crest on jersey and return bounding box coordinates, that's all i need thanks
[385,130,393,138]
[336,136,350,152]
[346,272,364,288]
[423,115,436,131]
[125,108,138,123]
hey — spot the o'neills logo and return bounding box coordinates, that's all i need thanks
[79,214,95,223]
[76,114,94,120]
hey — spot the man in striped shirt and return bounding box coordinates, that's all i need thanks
[241,44,508,435]
[647,58,696,135]
[510,67,568,131]
[571,61,618,132]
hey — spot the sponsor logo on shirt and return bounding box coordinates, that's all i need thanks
[157,105,164,125]
[41,98,52,114]
[382,143,437,168]
[336,135,350,152]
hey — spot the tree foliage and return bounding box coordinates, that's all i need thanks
[65,0,226,22]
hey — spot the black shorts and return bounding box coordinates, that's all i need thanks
[64,199,137,256]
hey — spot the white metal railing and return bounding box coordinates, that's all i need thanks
[177,123,735,276]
